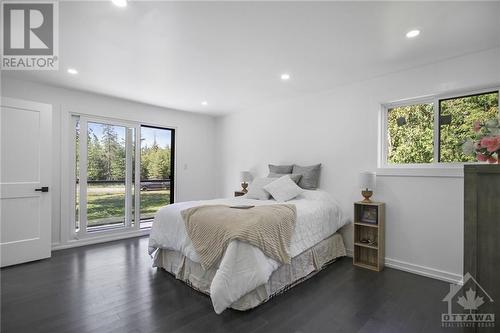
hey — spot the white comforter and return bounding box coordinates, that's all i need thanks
[148,190,347,313]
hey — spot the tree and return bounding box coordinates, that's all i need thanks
[140,143,171,180]
[81,124,172,182]
[148,147,170,179]
[87,132,107,180]
[387,92,499,164]
[440,92,498,162]
[100,125,126,180]
[387,103,434,164]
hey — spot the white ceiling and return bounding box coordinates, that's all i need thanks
[5,1,500,115]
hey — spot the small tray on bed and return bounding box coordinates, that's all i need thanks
[229,205,255,209]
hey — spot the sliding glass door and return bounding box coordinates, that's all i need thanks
[74,116,138,235]
[72,116,175,237]
[139,126,175,228]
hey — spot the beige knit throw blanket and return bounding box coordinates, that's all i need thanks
[181,204,297,270]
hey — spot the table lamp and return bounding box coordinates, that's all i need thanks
[359,171,376,202]
[240,171,253,193]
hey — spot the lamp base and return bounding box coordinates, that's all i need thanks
[361,190,373,203]
[241,182,248,193]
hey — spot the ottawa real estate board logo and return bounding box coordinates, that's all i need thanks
[1,1,59,70]
[442,273,495,328]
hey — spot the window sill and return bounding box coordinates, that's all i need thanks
[376,166,465,178]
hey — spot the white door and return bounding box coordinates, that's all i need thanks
[0,97,52,267]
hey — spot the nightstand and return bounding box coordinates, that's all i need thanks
[234,191,246,197]
[353,201,385,271]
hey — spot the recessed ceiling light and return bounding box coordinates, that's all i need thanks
[281,73,291,81]
[201,101,208,106]
[67,68,78,75]
[111,0,127,8]
[406,29,420,38]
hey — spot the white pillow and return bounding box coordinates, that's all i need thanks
[263,175,304,202]
[245,177,275,200]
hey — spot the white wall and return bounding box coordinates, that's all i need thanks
[2,47,498,280]
[1,76,217,248]
[215,47,500,283]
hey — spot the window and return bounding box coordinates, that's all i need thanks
[382,89,499,166]
[387,103,434,164]
[439,92,498,162]
[71,115,175,237]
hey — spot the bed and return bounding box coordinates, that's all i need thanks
[148,189,348,314]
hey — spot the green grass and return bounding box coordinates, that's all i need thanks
[139,190,170,220]
[84,184,170,226]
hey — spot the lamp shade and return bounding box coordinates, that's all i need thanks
[359,172,376,190]
[240,171,253,182]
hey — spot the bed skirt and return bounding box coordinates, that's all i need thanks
[152,232,346,311]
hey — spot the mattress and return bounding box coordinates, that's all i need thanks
[149,190,348,313]
[153,232,346,311]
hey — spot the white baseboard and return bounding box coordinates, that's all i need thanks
[52,229,150,251]
[345,248,462,284]
[53,237,462,284]
[384,257,462,284]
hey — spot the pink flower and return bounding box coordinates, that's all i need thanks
[488,156,498,164]
[480,136,500,153]
[492,136,500,152]
[477,153,488,162]
[473,121,482,132]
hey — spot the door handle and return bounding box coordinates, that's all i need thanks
[35,186,49,193]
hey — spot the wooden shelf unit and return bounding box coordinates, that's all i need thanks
[353,201,385,271]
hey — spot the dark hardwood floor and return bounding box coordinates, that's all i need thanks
[1,236,460,333]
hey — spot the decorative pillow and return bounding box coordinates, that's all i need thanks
[268,172,302,184]
[245,177,276,200]
[292,164,322,190]
[263,175,304,202]
[268,164,293,174]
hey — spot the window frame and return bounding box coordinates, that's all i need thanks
[73,115,141,239]
[379,86,500,172]
[140,124,176,206]
[137,124,176,229]
[66,112,177,242]
[437,90,499,163]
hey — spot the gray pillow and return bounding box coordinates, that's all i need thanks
[263,175,304,202]
[268,164,293,174]
[292,164,321,189]
[268,172,302,184]
[245,177,276,200]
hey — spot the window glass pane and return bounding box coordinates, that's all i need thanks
[140,126,173,227]
[387,103,434,164]
[439,92,499,162]
[86,122,126,229]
